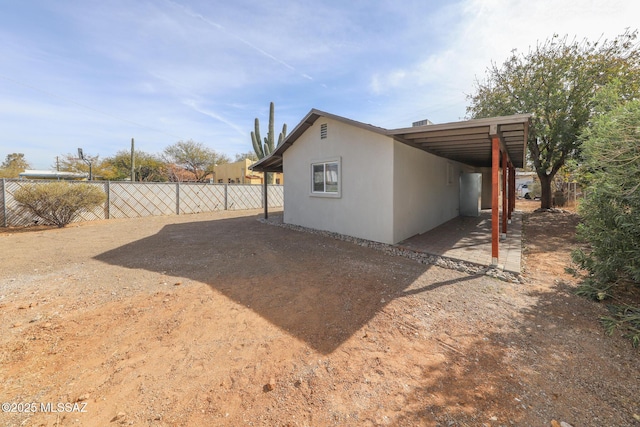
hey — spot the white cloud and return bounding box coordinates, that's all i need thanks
[1,0,639,168]
[182,99,246,136]
[367,0,640,127]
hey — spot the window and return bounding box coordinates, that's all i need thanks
[311,159,340,197]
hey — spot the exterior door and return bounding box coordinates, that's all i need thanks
[459,173,482,217]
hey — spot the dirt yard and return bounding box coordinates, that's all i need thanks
[1,203,638,427]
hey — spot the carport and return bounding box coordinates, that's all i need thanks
[388,114,531,266]
[252,113,531,267]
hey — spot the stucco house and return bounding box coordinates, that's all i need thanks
[251,109,530,264]
[213,159,284,185]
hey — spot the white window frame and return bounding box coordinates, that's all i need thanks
[310,157,341,198]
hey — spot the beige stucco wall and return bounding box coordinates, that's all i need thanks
[283,117,395,243]
[214,159,283,184]
[281,116,492,245]
[391,141,465,243]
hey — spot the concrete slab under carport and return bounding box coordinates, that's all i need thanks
[397,211,522,274]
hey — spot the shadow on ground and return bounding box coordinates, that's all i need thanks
[399,214,492,255]
[94,215,438,354]
[395,279,640,427]
[37,212,639,425]
[522,211,580,253]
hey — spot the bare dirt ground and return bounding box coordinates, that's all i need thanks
[1,203,638,427]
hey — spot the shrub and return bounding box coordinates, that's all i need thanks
[571,94,640,346]
[572,98,640,288]
[601,305,640,348]
[13,182,106,228]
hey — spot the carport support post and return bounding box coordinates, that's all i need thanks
[508,162,515,221]
[501,151,507,239]
[263,174,268,219]
[491,131,500,266]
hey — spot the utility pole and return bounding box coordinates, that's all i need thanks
[130,138,135,182]
[78,148,93,181]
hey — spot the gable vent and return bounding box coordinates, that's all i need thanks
[320,123,327,139]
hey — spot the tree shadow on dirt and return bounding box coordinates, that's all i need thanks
[94,215,447,354]
[395,337,525,426]
[395,280,640,427]
[521,212,580,253]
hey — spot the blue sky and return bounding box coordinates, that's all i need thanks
[1,0,638,169]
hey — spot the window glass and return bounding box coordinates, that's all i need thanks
[325,162,338,192]
[313,164,325,192]
[311,160,340,195]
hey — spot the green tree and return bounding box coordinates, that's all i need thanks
[0,153,30,178]
[56,153,110,180]
[103,150,167,181]
[251,102,287,184]
[234,151,259,162]
[467,31,640,208]
[163,140,229,182]
[14,182,106,227]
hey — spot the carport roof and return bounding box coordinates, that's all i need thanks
[250,109,531,172]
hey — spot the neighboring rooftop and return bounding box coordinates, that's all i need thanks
[18,170,88,180]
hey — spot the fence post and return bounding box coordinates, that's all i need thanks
[2,178,6,227]
[176,182,180,215]
[105,181,110,219]
[224,184,228,210]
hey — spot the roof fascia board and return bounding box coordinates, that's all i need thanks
[389,113,531,135]
[250,111,531,171]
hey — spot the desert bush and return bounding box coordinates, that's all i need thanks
[571,93,640,346]
[601,305,640,348]
[572,97,640,288]
[13,182,106,227]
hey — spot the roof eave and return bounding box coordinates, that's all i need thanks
[388,113,532,135]
[250,109,389,173]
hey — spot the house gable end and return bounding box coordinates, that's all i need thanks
[282,116,396,244]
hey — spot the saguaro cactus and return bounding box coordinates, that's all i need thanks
[251,102,287,184]
[251,102,287,160]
